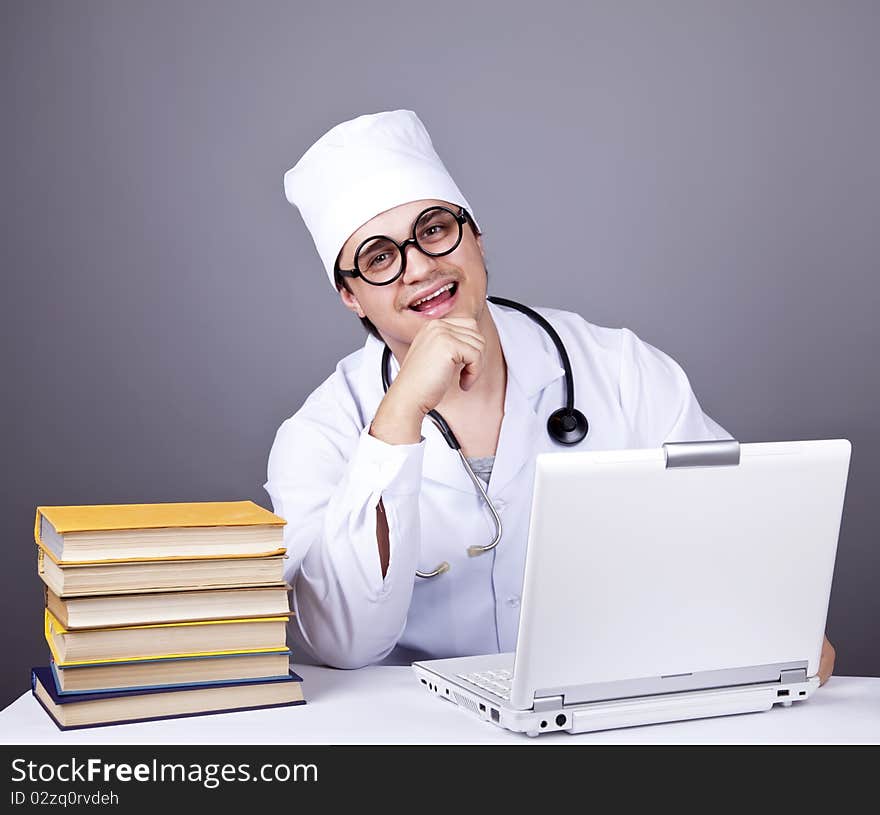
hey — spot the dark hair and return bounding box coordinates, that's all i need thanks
[333,210,483,342]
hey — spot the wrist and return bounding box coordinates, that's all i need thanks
[370,389,425,445]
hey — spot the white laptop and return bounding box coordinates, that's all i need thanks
[413,439,851,736]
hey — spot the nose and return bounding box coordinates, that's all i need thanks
[400,241,442,285]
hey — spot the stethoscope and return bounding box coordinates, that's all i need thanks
[381,296,590,578]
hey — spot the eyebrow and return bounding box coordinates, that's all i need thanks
[359,236,395,254]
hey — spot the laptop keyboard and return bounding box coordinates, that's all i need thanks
[458,669,513,700]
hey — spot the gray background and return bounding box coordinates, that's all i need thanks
[1,0,877,710]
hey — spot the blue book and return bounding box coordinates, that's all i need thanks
[31,666,305,731]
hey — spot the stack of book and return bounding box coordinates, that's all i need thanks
[31,500,305,730]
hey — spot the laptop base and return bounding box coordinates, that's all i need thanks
[412,662,819,737]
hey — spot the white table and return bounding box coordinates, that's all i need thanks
[1,666,878,744]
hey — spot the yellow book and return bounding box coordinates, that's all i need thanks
[44,608,290,666]
[35,500,287,565]
[45,584,292,629]
[37,548,287,597]
[52,651,294,694]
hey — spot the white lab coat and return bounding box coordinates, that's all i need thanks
[264,301,730,668]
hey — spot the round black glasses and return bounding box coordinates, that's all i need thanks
[336,205,469,286]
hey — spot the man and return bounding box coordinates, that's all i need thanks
[266,109,835,681]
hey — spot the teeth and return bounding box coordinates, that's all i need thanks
[412,283,454,307]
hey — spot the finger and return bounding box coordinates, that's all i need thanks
[437,317,480,328]
[435,334,483,389]
[447,333,486,357]
[818,637,835,686]
[423,317,479,333]
[455,346,485,391]
[459,363,481,391]
[414,320,485,351]
[434,322,486,346]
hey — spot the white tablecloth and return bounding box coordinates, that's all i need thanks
[1,666,878,744]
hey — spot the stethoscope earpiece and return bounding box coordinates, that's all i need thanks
[547,407,589,445]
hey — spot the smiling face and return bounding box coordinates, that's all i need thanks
[335,199,488,353]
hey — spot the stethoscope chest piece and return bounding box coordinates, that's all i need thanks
[547,408,589,445]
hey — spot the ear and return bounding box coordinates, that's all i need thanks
[339,286,366,319]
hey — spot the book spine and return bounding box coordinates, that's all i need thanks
[33,508,43,550]
[54,672,296,696]
[34,544,288,567]
[54,648,291,669]
[52,646,291,668]
[46,607,290,634]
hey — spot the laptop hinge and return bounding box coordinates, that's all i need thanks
[779,668,808,683]
[664,440,741,469]
[533,695,564,712]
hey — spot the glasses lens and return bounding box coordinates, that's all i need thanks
[415,208,461,256]
[356,237,402,283]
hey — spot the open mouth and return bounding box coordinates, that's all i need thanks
[408,282,458,313]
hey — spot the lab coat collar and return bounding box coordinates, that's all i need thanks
[357,300,565,495]
[484,300,565,496]
[486,300,565,399]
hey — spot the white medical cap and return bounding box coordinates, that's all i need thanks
[283,109,478,289]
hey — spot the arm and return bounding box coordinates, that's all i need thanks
[265,318,488,667]
[819,635,836,685]
[265,395,425,669]
[376,499,390,577]
[618,327,732,444]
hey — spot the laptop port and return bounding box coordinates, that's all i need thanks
[556,714,566,727]
[777,689,790,697]
[479,703,486,712]
[491,708,500,722]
